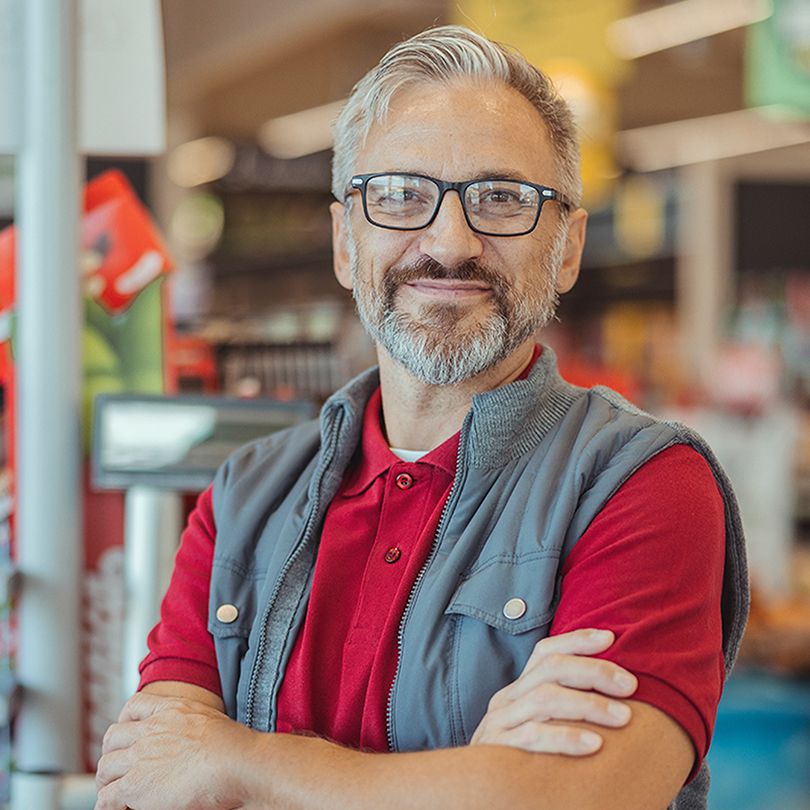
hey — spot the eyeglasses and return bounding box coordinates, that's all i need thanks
[346,173,575,237]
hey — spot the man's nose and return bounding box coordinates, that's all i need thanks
[418,190,483,267]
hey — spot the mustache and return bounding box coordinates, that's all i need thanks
[385,257,506,291]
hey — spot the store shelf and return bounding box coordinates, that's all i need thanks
[0,673,18,728]
[0,565,18,605]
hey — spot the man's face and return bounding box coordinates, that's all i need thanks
[331,79,586,385]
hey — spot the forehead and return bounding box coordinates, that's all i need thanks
[356,79,559,184]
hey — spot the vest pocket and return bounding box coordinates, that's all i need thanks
[207,559,263,639]
[208,559,264,719]
[444,552,559,633]
[442,552,561,744]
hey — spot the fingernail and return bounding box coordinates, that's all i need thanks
[591,629,613,640]
[614,672,636,691]
[608,701,631,722]
[579,731,601,751]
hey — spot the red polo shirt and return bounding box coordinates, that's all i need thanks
[140,355,725,775]
[275,385,458,748]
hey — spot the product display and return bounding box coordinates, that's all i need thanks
[0,169,176,772]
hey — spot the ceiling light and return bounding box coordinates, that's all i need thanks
[617,106,810,171]
[607,0,773,60]
[258,99,346,160]
[167,136,236,188]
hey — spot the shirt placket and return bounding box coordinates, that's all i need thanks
[345,463,432,645]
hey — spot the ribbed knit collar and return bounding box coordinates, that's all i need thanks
[320,345,581,474]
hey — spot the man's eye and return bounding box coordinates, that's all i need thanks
[373,189,428,206]
[391,190,417,202]
[481,189,522,205]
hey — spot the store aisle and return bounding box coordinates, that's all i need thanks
[708,669,810,808]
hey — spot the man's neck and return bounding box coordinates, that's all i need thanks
[377,340,536,451]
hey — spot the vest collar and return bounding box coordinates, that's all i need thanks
[319,345,581,472]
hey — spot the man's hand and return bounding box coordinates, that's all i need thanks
[94,692,258,810]
[471,628,637,754]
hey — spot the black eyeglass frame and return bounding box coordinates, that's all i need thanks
[346,172,576,237]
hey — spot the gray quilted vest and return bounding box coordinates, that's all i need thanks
[209,346,748,810]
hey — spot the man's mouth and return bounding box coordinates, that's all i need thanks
[404,279,492,298]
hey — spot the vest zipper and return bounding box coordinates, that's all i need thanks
[244,407,345,730]
[386,415,470,751]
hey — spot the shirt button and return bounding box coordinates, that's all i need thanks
[503,598,527,620]
[395,473,414,490]
[216,603,239,624]
[384,547,402,564]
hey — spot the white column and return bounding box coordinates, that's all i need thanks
[121,487,183,702]
[676,161,733,384]
[13,0,82,781]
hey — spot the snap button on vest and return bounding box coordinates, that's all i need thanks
[503,597,527,620]
[216,603,239,624]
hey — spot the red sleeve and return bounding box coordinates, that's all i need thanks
[549,444,725,780]
[138,485,221,696]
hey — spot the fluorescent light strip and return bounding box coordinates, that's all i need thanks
[607,0,773,60]
[167,136,236,188]
[617,107,810,171]
[259,99,347,160]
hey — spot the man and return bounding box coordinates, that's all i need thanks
[95,25,748,810]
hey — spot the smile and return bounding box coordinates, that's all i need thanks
[404,279,492,299]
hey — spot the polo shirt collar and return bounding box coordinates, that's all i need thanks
[340,386,459,496]
[321,343,571,483]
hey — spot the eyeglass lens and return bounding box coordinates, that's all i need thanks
[364,174,541,234]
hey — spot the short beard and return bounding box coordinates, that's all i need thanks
[347,225,566,386]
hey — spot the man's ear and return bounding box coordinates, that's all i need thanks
[330,200,353,291]
[555,207,587,294]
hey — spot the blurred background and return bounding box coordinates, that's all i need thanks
[1,0,810,807]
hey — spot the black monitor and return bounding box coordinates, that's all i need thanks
[91,393,316,492]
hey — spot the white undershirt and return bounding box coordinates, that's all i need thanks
[389,447,429,462]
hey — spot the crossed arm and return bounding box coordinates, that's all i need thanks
[94,629,694,810]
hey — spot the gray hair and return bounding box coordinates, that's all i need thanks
[331,25,582,206]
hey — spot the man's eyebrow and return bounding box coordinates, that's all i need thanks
[385,168,536,183]
[468,169,533,183]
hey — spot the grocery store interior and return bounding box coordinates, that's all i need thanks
[1,0,810,807]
